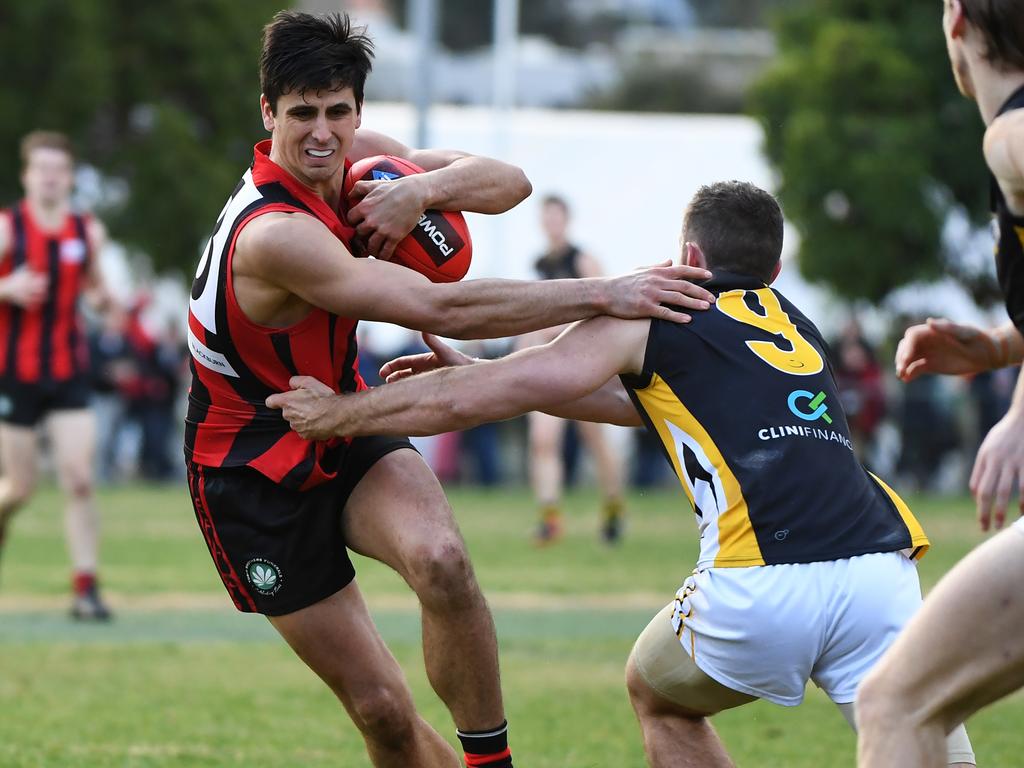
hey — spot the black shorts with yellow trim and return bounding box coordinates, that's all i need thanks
[186,434,414,616]
[0,376,91,427]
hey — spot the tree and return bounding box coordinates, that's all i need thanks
[0,0,280,273]
[748,1,990,304]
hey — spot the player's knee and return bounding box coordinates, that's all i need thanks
[1,476,35,510]
[529,432,558,456]
[66,474,93,501]
[349,686,417,748]
[855,668,904,733]
[625,654,660,715]
[408,535,478,607]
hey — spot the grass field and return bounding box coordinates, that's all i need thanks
[1,482,1021,767]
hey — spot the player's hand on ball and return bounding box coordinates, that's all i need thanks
[605,261,714,323]
[970,407,1024,531]
[347,176,427,262]
[379,333,476,383]
[266,376,340,441]
[895,318,1004,382]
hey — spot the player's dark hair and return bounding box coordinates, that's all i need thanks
[682,181,783,284]
[260,11,374,114]
[541,194,570,214]
[960,0,1024,70]
[20,131,74,168]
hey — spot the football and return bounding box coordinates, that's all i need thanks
[343,155,473,282]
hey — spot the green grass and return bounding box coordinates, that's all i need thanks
[0,483,1020,766]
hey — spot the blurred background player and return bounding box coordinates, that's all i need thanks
[518,194,625,544]
[856,1,1024,765]
[0,131,112,620]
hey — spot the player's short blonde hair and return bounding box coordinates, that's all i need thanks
[20,131,74,169]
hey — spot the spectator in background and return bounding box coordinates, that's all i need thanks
[891,315,962,492]
[518,194,625,545]
[0,131,113,620]
[832,319,886,467]
[89,302,135,482]
[123,296,182,482]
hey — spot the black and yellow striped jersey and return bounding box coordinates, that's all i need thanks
[992,85,1024,333]
[621,270,929,569]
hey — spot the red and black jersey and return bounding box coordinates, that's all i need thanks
[185,141,366,491]
[0,202,92,384]
[992,84,1024,333]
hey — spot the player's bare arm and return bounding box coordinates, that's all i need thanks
[0,213,47,309]
[235,212,715,335]
[984,108,1024,214]
[347,129,532,260]
[380,332,642,427]
[895,317,1024,381]
[267,315,649,439]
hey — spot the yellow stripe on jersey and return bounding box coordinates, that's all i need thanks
[633,373,765,567]
[869,472,930,559]
[1016,225,1024,250]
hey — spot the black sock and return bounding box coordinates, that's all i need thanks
[457,720,512,767]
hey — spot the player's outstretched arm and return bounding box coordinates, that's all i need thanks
[347,129,532,261]
[895,318,1023,381]
[380,332,643,427]
[243,215,715,338]
[266,316,649,439]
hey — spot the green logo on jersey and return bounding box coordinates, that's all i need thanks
[245,558,283,596]
[787,390,833,424]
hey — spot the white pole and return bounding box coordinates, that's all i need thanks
[410,0,438,148]
[492,0,520,113]
[489,0,520,278]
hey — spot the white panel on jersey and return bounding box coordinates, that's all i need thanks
[190,170,263,335]
[188,328,240,378]
[664,419,725,566]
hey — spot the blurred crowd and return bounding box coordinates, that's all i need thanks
[87,293,187,484]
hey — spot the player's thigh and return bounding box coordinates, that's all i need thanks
[342,447,464,574]
[0,422,39,495]
[269,581,414,713]
[527,411,564,452]
[629,603,757,717]
[865,529,1024,728]
[576,419,609,450]
[47,408,97,487]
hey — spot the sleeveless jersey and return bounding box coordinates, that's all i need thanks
[621,271,929,569]
[534,244,581,280]
[991,84,1024,332]
[0,202,92,383]
[185,140,366,490]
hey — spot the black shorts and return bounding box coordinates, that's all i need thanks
[186,435,414,616]
[0,376,91,427]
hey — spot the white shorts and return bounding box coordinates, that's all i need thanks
[673,551,922,706]
[1013,516,1024,535]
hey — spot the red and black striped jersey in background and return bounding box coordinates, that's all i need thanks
[185,141,366,491]
[0,202,92,383]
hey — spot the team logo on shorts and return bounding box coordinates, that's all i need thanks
[245,558,283,596]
